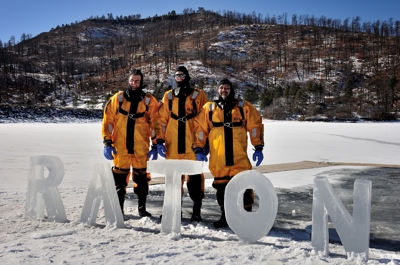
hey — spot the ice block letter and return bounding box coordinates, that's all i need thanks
[80,163,125,228]
[225,170,278,243]
[147,160,203,234]
[25,156,67,222]
[312,176,371,260]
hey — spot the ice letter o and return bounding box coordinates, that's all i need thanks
[25,156,67,222]
[225,170,278,243]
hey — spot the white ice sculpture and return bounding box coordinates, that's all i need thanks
[147,160,203,234]
[225,170,278,243]
[80,163,125,228]
[312,176,371,259]
[25,156,67,222]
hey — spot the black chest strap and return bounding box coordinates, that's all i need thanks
[116,92,151,154]
[168,90,199,122]
[168,90,199,154]
[117,93,151,120]
[208,100,245,166]
[209,100,245,128]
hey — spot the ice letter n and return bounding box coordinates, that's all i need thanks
[312,176,371,259]
[25,156,67,222]
[147,160,203,234]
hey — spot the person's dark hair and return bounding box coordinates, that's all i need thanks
[129,69,144,87]
[218,78,232,88]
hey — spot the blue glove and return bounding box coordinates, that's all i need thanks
[252,145,263,166]
[147,145,158,160]
[156,139,166,158]
[103,140,116,160]
[203,139,210,156]
[193,147,208,162]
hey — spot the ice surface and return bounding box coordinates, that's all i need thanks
[80,163,125,228]
[312,176,371,259]
[25,156,67,222]
[224,170,278,243]
[1,122,399,264]
[147,160,203,234]
[30,229,75,239]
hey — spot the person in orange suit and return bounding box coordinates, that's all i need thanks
[102,69,159,217]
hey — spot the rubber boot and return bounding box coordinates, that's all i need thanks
[119,197,125,215]
[191,201,202,222]
[213,206,228,228]
[138,195,152,217]
[244,206,252,212]
[112,170,128,215]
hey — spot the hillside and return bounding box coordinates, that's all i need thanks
[1,9,399,121]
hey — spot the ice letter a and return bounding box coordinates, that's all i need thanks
[80,163,125,228]
[147,160,203,234]
[25,156,67,222]
[312,177,371,260]
[225,170,278,243]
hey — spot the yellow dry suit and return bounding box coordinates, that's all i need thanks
[194,98,264,207]
[102,88,158,200]
[154,87,208,201]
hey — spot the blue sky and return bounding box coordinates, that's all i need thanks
[1,0,400,44]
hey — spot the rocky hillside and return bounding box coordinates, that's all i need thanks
[1,9,399,120]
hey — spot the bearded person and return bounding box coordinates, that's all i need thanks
[193,78,264,228]
[102,69,159,217]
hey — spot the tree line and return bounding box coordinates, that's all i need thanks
[0,8,399,120]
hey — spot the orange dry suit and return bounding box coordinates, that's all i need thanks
[193,98,264,207]
[102,87,158,198]
[154,86,208,201]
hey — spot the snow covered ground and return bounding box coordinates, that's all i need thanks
[1,120,400,264]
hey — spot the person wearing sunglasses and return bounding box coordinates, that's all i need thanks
[153,65,208,222]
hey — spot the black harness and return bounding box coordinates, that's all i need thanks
[168,90,199,154]
[168,90,199,123]
[117,90,151,154]
[209,100,245,166]
[209,100,245,128]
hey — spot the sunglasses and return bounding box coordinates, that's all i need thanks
[174,73,186,78]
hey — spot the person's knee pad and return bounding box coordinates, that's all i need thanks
[187,174,202,187]
[187,174,204,201]
[133,174,149,196]
[112,169,129,198]
[216,185,227,206]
